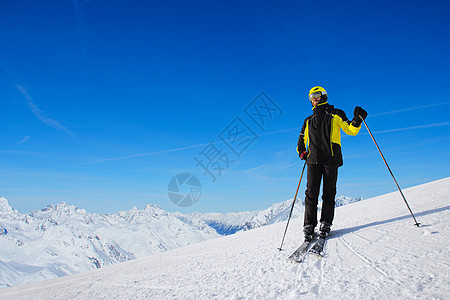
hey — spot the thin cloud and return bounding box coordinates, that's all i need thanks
[368,121,450,134]
[281,162,301,169]
[16,85,75,138]
[18,136,31,144]
[245,165,265,173]
[45,143,211,170]
[370,101,450,117]
[259,101,450,138]
[45,102,450,170]
[48,121,450,170]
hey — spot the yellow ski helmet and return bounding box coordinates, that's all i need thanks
[309,86,327,96]
[308,86,328,103]
[309,86,327,98]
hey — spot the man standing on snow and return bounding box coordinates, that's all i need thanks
[297,86,367,241]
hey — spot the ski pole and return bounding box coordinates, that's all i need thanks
[278,161,307,251]
[361,118,421,227]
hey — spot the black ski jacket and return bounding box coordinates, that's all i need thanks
[297,103,361,167]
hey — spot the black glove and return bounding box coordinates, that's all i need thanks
[352,106,367,127]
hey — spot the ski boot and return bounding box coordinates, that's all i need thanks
[319,221,331,238]
[303,224,315,242]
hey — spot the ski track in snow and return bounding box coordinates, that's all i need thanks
[0,178,449,299]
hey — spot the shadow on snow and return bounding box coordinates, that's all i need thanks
[332,205,450,237]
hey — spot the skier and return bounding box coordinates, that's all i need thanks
[297,86,367,241]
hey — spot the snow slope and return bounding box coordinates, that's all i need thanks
[0,178,448,299]
[0,193,361,288]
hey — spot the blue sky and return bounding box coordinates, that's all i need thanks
[1,0,449,214]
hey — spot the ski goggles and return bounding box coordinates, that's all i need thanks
[309,92,322,101]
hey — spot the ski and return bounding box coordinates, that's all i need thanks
[287,236,317,263]
[308,234,328,258]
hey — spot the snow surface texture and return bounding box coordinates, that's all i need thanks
[0,193,358,288]
[0,178,448,299]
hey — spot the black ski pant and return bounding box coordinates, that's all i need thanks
[303,164,338,228]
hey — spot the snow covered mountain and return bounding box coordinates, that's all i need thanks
[335,195,364,207]
[0,195,362,288]
[0,200,219,288]
[187,199,305,235]
[0,177,448,299]
[190,196,362,235]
